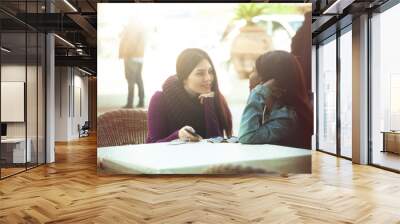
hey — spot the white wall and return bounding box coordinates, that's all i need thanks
[1,66,26,133]
[55,67,69,141]
[55,67,89,141]
[1,65,37,138]
[71,72,89,138]
[1,64,46,164]
[75,71,89,138]
[312,45,316,150]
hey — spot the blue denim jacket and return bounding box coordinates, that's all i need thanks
[239,85,299,146]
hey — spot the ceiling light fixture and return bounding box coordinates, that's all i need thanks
[1,47,11,53]
[54,34,75,48]
[323,0,355,15]
[78,67,92,76]
[63,0,78,12]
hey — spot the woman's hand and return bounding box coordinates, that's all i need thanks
[249,72,262,90]
[178,126,202,142]
[260,79,285,118]
[262,79,285,98]
[198,91,215,104]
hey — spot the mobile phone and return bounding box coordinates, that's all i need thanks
[185,128,201,138]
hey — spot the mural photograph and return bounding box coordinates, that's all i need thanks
[97,3,313,175]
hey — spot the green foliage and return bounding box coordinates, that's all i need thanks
[234,3,303,25]
[263,4,303,14]
[234,3,268,25]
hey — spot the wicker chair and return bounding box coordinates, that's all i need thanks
[97,109,148,147]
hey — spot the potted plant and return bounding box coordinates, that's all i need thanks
[227,4,273,79]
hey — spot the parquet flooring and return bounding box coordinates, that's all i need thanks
[0,134,400,223]
[1,167,25,178]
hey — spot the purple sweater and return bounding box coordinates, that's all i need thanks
[146,91,222,143]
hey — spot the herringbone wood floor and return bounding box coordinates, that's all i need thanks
[1,135,400,224]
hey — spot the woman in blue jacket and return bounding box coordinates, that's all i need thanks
[239,51,313,149]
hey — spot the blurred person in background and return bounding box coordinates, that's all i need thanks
[119,20,146,108]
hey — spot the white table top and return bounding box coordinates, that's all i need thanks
[98,141,311,174]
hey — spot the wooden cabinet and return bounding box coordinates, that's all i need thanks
[382,131,400,154]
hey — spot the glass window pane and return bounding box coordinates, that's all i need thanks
[38,33,45,165]
[318,37,337,154]
[27,31,38,169]
[1,31,27,177]
[371,4,400,171]
[312,45,317,150]
[340,29,352,158]
[0,1,46,179]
